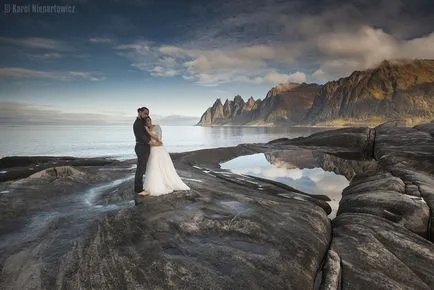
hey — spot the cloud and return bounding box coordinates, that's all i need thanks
[0,102,197,125]
[262,71,306,84]
[109,0,434,85]
[150,66,179,77]
[117,40,303,85]
[25,52,89,61]
[159,46,186,55]
[0,102,129,125]
[234,167,303,181]
[115,42,152,54]
[312,26,434,81]
[0,37,72,51]
[0,68,104,81]
[26,52,64,60]
[180,0,434,82]
[88,37,115,44]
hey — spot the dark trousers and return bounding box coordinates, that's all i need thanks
[134,143,150,193]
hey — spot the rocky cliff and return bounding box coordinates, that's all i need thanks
[197,83,321,126]
[197,59,434,127]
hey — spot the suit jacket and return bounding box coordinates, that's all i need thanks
[133,117,151,145]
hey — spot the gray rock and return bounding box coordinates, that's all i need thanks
[338,188,430,238]
[319,249,341,290]
[331,213,434,290]
[0,154,332,290]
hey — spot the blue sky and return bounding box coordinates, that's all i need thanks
[0,0,433,124]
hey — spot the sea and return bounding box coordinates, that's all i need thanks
[0,124,331,160]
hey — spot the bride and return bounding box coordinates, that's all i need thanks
[142,117,190,196]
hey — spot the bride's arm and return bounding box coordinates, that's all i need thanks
[149,139,162,146]
[145,127,162,146]
[145,126,159,139]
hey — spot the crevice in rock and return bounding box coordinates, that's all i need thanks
[317,247,342,290]
[366,127,376,160]
[384,170,432,242]
[418,184,433,242]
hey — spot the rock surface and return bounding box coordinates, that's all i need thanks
[274,121,434,289]
[1,122,434,289]
[0,146,332,290]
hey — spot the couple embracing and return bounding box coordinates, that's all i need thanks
[133,106,190,197]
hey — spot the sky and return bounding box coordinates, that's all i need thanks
[0,0,433,124]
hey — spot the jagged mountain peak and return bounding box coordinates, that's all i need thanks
[197,59,434,127]
[233,95,245,104]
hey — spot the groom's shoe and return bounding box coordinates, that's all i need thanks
[134,191,150,205]
[137,190,150,197]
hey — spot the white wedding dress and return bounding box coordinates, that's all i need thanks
[143,125,190,195]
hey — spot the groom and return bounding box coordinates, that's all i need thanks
[133,107,156,198]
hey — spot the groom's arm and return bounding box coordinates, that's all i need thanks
[134,121,151,144]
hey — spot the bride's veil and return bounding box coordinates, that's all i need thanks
[154,124,162,141]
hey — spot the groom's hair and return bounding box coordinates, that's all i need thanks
[137,107,149,113]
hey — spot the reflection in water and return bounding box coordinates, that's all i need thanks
[220,152,353,218]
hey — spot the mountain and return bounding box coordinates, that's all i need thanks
[197,83,321,126]
[197,59,434,127]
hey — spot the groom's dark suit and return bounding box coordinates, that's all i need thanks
[133,117,151,193]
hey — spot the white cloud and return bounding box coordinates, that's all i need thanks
[263,71,306,84]
[110,13,434,84]
[0,68,103,81]
[117,38,305,85]
[159,46,186,55]
[88,37,114,44]
[312,26,434,81]
[26,52,64,60]
[115,41,153,55]
[0,102,129,125]
[234,167,303,180]
[150,66,179,77]
[0,37,72,51]
[0,102,197,125]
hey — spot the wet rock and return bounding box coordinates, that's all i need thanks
[338,187,430,237]
[0,154,332,290]
[271,127,374,159]
[319,249,341,290]
[28,166,86,180]
[374,122,434,241]
[387,167,434,242]
[0,156,118,182]
[374,122,434,176]
[2,121,434,289]
[331,213,434,290]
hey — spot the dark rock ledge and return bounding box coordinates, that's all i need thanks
[0,121,433,289]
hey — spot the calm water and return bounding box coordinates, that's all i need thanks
[0,125,331,160]
[220,153,349,218]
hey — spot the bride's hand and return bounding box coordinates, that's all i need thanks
[149,139,163,146]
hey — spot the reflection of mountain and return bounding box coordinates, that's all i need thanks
[264,150,378,180]
[265,150,315,169]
